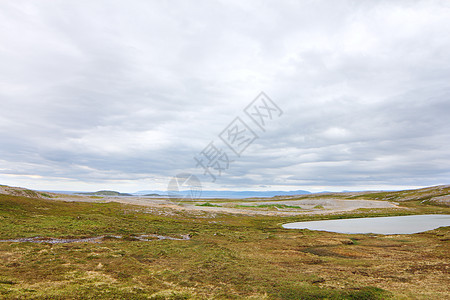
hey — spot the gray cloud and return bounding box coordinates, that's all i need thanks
[0,0,449,192]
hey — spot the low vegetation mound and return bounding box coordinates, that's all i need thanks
[0,185,53,199]
[79,190,133,196]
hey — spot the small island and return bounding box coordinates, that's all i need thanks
[79,190,133,197]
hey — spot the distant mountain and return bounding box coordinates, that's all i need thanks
[79,190,133,196]
[135,189,310,198]
[41,190,81,195]
[43,189,310,198]
[3,184,450,206]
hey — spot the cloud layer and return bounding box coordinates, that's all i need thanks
[1,0,449,192]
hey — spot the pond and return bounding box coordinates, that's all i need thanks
[282,214,450,234]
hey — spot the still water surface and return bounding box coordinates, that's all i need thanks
[282,214,450,234]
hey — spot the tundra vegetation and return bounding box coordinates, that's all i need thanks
[0,185,449,299]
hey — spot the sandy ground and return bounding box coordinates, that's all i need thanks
[0,184,404,216]
[44,194,399,216]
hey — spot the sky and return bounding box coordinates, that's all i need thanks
[0,0,449,193]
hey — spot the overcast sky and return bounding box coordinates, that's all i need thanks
[1,0,449,193]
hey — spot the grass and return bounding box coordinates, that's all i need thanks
[39,192,53,198]
[0,192,449,299]
[23,189,41,198]
[195,202,221,207]
[350,185,450,203]
[236,204,303,209]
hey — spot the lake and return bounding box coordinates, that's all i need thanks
[282,214,450,234]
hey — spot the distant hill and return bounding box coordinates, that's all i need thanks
[0,185,55,199]
[135,189,311,198]
[1,184,449,206]
[79,190,133,196]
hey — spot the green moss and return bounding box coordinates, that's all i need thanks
[195,202,221,207]
[236,204,302,209]
[273,285,390,299]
